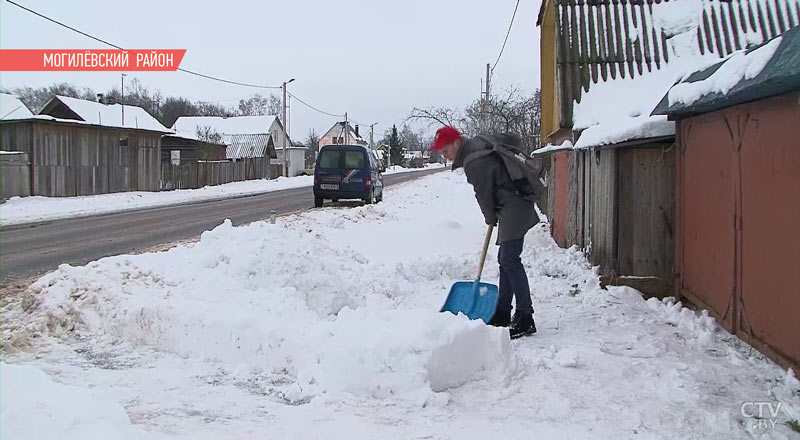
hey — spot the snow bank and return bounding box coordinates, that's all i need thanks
[0,176,314,226]
[383,162,445,175]
[0,362,168,440]
[5,178,512,404]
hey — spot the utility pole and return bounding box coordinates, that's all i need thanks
[485,63,491,98]
[121,73,127,126]
[282,78,295,177]
[368,122,377,149]
[344,112,349,145]
[484,63,491,131]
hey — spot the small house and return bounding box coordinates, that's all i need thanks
[318,121,368,150]
[0,94,169,197]
[652,28,800,371]
[172,115,300,176]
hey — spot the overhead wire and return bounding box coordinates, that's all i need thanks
[6,0,368,122]
[5,0,281,89]
[491,0,521,73]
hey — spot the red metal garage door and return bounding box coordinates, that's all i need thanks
[677,114,737,330]
[739,93,800,367]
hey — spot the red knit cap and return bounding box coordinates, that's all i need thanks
[429,126,461,151]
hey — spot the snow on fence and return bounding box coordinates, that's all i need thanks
[160,156,271,190]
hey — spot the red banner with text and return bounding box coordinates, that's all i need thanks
[0,49,186,71]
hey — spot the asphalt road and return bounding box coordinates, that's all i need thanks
[1,168,445,285]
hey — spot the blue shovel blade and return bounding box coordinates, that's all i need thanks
[440,280,499,323]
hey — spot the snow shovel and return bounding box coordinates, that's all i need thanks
[440,225,499,323]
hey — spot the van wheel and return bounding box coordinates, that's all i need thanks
[364,188,374,205]
[314,196,324,208]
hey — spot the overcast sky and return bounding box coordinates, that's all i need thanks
[0,0,541,140]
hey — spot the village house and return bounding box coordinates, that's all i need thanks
[0,94,169,199]
[318,121,368,150]
[172,115,300,177]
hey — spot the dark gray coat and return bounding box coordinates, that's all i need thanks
[452,135,539,244]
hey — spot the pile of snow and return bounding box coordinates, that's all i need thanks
[3,171,799,439]
[0,176,314,226]
[668,36,783,107]
[1,362,169,440]
[383,162,445,174]
[5,201,511,405]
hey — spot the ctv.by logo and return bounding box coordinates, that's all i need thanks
[740,401,783,429]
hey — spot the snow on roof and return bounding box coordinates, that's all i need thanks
[0,94,34,121]
[568,0,798,150]
[172,115,277,140]
[49,95,169,133]
[533,141,574,155]
[653,30,797,116]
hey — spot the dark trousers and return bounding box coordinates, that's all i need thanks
[497,238,534,316]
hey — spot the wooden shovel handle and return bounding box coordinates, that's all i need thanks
[475,224,494,280]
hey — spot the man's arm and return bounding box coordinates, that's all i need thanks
[464,160,498,226]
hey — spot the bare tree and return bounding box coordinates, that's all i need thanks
[304,129,321,168]
[406,86,541,153]
[406,106,469,134]
[195,126,224,161]
[237,94,282,117]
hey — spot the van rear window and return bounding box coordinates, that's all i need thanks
[319,151,340,168]
[344,151,365,169]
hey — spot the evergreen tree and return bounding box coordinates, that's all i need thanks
[389,125,404,167]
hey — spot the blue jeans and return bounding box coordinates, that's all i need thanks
[497,238,534,316]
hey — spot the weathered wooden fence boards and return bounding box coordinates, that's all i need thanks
[547,141,675,295]
[1,152,31,200]
[160,156,271,190]
[0,120,161,197]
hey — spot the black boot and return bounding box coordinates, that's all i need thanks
[487,310,511,327]
[510,313,537,339]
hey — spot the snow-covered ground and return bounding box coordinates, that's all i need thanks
[2,171,798,439]
[0,164,443,226]
[383,162,445,175]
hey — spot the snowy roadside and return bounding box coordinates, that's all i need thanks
[0,164,443,227]
[2,171,798,439]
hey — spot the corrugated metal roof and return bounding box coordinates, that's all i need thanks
[653,26,800,116]
[224,134,277,159]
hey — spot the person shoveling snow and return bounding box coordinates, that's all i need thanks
[431,126,539,339]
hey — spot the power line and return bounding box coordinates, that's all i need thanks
[5,0,280,89]
[287,92,343,118]
[491,0,521,73]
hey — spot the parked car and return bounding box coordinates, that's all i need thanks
[313,145,384,207]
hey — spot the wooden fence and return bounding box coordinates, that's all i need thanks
[161,156,271,190]
[0,120,162,198]
[1,152,31,200]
